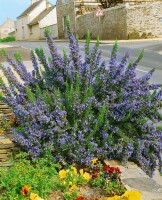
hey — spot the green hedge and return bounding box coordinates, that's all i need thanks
[0,36,15,43]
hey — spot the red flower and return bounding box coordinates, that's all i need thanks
[103,165,110,172]
[91,173,99,179]
[74,197,85,200]
[115,167,122,174]
[93,168,100,173]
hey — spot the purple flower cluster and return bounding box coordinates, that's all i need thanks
[0,27,162,176]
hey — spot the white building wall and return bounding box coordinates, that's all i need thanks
[29,0,51,22]
[39,7,57,28]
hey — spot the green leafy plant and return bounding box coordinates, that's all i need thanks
[0,36,15,43]
[0,152,59,200]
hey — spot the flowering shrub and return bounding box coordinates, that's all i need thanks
[0,22,162,176]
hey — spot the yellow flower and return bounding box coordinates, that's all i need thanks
[59,169,67,179]
[30,193,39,200]
[107,190,142,200]
[30,193,44,200]
[91,157,100,165]
[123,190,142,200]
[71,166,77,174]
[107,195,121,200]
[79,169,84,176]
[83,172,91,181]
[68,182,78,191]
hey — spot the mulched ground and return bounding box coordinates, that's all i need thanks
[0,46,31,62]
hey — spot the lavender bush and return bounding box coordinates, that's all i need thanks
[0,25,161,176]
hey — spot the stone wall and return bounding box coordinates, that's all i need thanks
[126,2,162,39]
[56,0,76,38]
[0,101,19,167]
[76,1,162,39]
[76,5,127,39]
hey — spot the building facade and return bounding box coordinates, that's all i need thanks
[15,0,58,40]
[0,18,15,38]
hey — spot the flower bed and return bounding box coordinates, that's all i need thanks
[0,153,142,200]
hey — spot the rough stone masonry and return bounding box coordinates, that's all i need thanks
[76,1,162,39]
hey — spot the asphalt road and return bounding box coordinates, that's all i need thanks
[4,40,162,85]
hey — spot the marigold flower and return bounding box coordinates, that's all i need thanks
[59,169,67,179]
[21,185,30,196]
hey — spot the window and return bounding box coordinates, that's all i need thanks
[62,15,68,31]
[29,26,32,34]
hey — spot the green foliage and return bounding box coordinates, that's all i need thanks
[0,152,59,200]
[0,36,15,43]
[25,86,35,104]
[106,181,126,197]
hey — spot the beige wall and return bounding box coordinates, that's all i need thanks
[15,16,30,40]
[0,19,15,38]
[56,0,76,38]
[29,24,40,40]
[40,24,58,39]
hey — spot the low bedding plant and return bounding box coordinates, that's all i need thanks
[0,153,141,200]
[0,19,161,199]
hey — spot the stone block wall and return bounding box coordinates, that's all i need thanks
[76,5,127,39]
[56,0,76,38]
[76,1,162,39]
[0,101,19,167]
[126,2,162,39]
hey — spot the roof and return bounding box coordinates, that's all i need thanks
[28,6,55,26]
[17,0,43,18]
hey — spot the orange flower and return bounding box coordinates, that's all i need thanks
[9,115,14,119]
[21,185,30,196]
